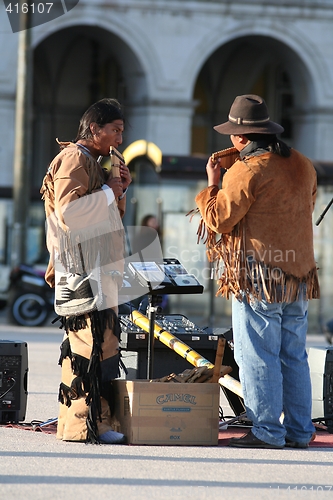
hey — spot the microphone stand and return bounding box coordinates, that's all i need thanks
[316,197,333,226]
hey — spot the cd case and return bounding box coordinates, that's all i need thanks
[128,261,171,286]
[128,260,201,288]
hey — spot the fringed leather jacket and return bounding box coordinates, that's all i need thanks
[194,147,320,303]
[40,141,126,288]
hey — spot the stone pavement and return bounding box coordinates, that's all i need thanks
[0,309,333,500]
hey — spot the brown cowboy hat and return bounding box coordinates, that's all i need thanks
[214,94,284,135]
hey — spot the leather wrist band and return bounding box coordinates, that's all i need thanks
[119,187,128,200]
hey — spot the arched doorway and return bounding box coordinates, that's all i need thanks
[191,35,314,156]
[32,25,148,189]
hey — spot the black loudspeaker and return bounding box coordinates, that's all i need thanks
[0,341,28,423]
[307,346,333,429]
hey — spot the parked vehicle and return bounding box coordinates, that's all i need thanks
[7,263,54,327]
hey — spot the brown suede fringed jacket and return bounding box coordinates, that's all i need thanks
[40,141,126,288]
[194,148,320,303]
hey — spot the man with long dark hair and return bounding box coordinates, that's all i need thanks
[194,94,319,449]
[41,98,132,444]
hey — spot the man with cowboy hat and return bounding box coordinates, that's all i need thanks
[194,94,319,449]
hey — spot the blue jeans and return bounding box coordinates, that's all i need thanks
[232,290,315,447]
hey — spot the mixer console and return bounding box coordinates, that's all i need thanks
[119,313,220,351]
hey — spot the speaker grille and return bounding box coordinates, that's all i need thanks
[0,341,28,423]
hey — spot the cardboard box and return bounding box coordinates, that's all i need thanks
[114,380,220,446]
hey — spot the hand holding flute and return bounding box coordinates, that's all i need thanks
[206,147,240,187]
[106,146,132,198]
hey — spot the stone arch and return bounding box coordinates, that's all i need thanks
[186,27,330,158]
[185,20,329,102]
[32,13,165,101]
[31,22,155,187]
[192,35,318,153]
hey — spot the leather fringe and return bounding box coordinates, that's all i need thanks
[59,309,120,340]
[58,308,122,444]
[56,202,125,276]
[192,215,320,303]
[70,376,87,400]
[58,382,72,408]
[58,337,71,366]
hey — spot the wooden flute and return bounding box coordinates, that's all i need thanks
[109,146,125,177]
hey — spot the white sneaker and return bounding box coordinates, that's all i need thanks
[99,430,127,444]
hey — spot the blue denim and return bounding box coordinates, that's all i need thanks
[232,289,315,447]
[326,318,333,333]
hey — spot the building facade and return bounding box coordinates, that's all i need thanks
[0,0,333,328]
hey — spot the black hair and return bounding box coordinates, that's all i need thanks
[74,98,124,142]
[244,133,291,158]
[141,214,158,227]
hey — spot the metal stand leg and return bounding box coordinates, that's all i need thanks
[147,295,157,379]
[145,294,164,379]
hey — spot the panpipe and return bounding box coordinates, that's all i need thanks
[210,146,240,170]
